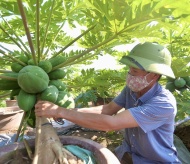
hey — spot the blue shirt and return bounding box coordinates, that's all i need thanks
[113,83,181,163]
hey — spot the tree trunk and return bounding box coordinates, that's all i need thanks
[32,116,78,164]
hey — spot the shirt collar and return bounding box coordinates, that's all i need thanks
[130,82,161,104]
[140,82,161,103]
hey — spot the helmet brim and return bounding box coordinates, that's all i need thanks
[120,56,175,79]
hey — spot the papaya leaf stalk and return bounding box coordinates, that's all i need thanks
[23,139,34,160]
[36,0,40,62]
[0,44,15,55]
[0,17,30,55]
[0,48,27,66]
[0,75,17,81]
[53,24,97,58]
[14,112,26,142]
[52,31,119,70]
[0,70,13,73]
[0,92,11,98]
[64,51,100,66]
[42,21,65,58]
[41,0,55,56]
[17,0,37,65]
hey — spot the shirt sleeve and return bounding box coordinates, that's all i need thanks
[113,86,127,108]
[129,95,176,133]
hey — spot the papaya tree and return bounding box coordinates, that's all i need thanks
[154,11,190,121]
[165,33,190,121]
[0,0,190,163]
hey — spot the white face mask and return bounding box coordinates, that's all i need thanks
[126,72,152,92]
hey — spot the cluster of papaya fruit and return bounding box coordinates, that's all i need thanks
[165,76,190,92]
[0,55,75,127]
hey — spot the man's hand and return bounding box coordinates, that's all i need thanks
[35,100,60,118]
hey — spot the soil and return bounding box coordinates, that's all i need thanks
[174,121,190,152]
[57,125,124,152]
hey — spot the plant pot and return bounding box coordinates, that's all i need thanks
[5,100,18,107]
[0,136,120,164]
[0,106,24,131]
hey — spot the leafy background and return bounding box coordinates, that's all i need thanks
[0,0,190,121]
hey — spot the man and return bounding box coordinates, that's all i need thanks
[35,42,181,163]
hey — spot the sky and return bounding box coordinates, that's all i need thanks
[83,42,138,70]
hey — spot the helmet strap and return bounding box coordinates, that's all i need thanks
[127,57,145,71]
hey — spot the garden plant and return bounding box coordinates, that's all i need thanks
[0,0,190,163]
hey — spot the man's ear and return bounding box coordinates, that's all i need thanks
[153,73,161,81]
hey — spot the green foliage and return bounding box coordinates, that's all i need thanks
[55,91,75,108]
[173,89,190,121]
[75,90,97,107]
[68,68,127,106]
[26,109,36,128]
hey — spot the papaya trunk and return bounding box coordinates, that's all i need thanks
[32,116,78,164]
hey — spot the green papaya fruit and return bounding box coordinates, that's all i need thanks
[17,89,36,111]
[40,85,59,103]
[174,78,186,88]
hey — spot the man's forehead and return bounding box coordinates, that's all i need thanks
[130,66,144,71]
[129,66,149,74]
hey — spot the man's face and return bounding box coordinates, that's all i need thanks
[128,67,160,84]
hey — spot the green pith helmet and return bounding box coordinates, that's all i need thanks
[120,42,175,78]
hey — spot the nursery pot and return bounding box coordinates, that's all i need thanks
[0,106,24,131]
[0,136,120,164]
[5,100,18,107]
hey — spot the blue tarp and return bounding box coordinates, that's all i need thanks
[0,133,32,147]
[64,145,96,164]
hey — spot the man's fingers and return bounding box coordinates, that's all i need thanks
[35,101,45,109]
